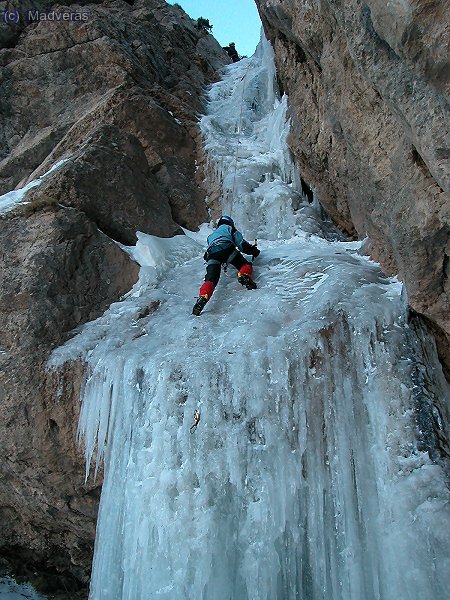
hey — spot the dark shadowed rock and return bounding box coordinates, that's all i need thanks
[0,207,139,348]
[29,125,183,245]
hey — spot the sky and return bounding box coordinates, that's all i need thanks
[167,0,262,58]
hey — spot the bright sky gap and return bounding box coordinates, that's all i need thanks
[167,0,262,58]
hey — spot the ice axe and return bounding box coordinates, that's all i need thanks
[252,239,258,263]
[190,409,200,433]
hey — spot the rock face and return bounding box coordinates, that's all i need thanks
[0,0,227,593]
[0,207,135,594]
[1,0,227,231]
[255,0,449,376]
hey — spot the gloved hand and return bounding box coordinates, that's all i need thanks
[251,245,260,258]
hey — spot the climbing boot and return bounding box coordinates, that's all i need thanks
[192,295,208,316]
[238,273,257,290]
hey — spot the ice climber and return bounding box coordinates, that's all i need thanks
[192,215,260,316]
[223,42,239,63]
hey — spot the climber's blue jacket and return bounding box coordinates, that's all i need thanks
[205,224,254,259]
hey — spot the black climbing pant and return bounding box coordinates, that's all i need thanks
[205,250,251,286]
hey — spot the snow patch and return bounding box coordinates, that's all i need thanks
[0,159,68,215]
[0,578,45,599]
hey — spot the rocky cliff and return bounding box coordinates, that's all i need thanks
[255,0,449,376]
[0,0,227,594]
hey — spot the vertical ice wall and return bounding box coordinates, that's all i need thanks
[201,35,304,240]
[50,35,450,600]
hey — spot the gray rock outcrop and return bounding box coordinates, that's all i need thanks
[255,0,449,376]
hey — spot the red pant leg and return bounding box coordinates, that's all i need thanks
[238,263,253,277]
[199,280,215,299]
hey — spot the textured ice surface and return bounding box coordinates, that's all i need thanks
[200,34,304,240]
[50,36,450,600]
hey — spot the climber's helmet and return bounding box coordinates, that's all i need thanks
[217,215,234,228]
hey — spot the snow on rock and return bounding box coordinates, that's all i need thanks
[0,160,67,215]
[0,577,45,599]
[49,35,450,600]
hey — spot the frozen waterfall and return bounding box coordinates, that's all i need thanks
[50,36,449,600]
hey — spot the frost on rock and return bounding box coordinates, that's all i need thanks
[50,35,450,600]
[0,577,46,599]
[0,159,68,215]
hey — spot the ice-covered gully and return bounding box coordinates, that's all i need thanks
[50,36,449,600]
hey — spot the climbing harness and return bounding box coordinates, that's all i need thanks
[190,409,201,433]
